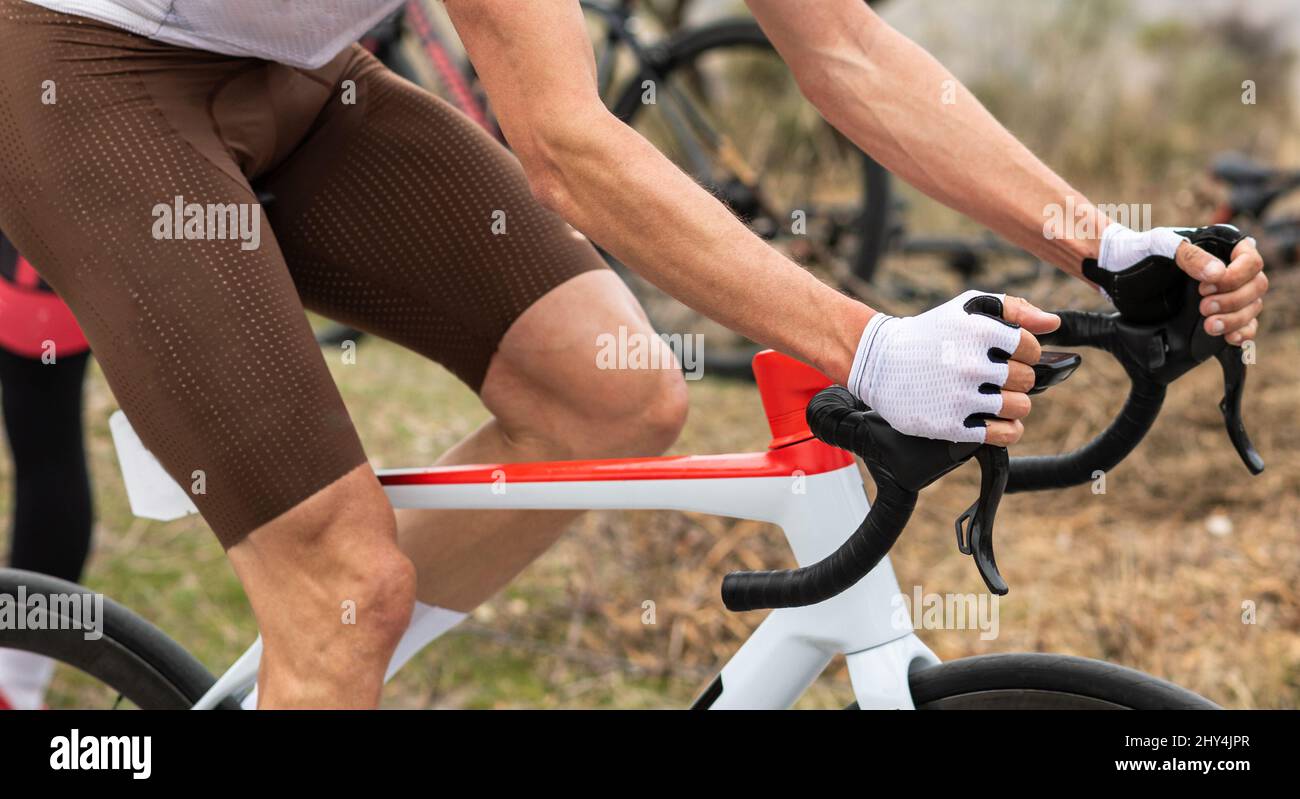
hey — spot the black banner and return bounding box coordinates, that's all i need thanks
[0,709,1286,786]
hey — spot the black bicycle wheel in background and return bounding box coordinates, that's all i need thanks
[842,653,1220,710]
[609,19,893,379]
[0,569,238,709]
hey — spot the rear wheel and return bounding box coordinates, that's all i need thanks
[0,569,237,709]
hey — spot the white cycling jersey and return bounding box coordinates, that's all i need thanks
[22,0,404,68]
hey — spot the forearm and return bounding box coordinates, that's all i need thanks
[446,0,871,382]
[749,0,1109,277]
[526,109,872,382]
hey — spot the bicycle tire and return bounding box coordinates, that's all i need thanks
[610,18,892,380]
[0,568,238,709]
[844,653,1219,710]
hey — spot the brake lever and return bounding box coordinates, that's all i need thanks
[1092,224,1265,474]
[954,445,1011,595]
[951,351,1077,595]
[1216,346,1265,474]
[1195,227,1266,475]
[1188,226,1265,474]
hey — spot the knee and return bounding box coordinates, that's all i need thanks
[354,549,417,652]
[264,472,416,648]
[581,366,689,458]
[335,495,417,647]
[634,368,690,454]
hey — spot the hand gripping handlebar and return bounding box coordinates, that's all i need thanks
[722,297,1080,610]
[722,225,1263,611]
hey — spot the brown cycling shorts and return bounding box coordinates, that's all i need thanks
[0,2,607,546]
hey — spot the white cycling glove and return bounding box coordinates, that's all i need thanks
[1096,222,1239,272]
[847,290,1023,444]
[1095,224,1192,272]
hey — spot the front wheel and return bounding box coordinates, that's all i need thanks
[849,653,1219,709]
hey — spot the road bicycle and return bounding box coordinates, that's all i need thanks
[1208,151,1300,271]
[0,227,1263,709]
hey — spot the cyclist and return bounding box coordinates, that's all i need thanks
[0,0,1266,708]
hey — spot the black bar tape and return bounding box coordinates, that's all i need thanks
[1007,378,1166,493]
[720,387,919,611]
[721,478,916,611]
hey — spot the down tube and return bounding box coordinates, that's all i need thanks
[384,464,924,708]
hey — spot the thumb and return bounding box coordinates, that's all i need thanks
[1175,240,1227,283]
[1002,295,1060,335]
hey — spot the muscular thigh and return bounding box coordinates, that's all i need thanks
[261,50,609,392]
[479,268,679,446]
[0,4,367,546]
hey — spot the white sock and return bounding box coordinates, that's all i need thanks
[0,649,57,710]
[240,601,468,709]
[384,601,468,682]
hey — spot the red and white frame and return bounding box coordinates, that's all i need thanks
[165,352,941,709]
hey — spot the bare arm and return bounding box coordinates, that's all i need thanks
[745,0,1106,276]
[745,0,1267,341]
[443,0,872,383]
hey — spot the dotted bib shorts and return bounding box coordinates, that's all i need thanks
[0,2,607,546]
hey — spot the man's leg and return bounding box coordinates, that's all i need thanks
[242,268,686,708]
[0,5,415,708]
[397,269,688,611]
[257,52,688,616]
[227,466,416,708]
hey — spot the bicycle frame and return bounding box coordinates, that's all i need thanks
[182,352,940,709]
